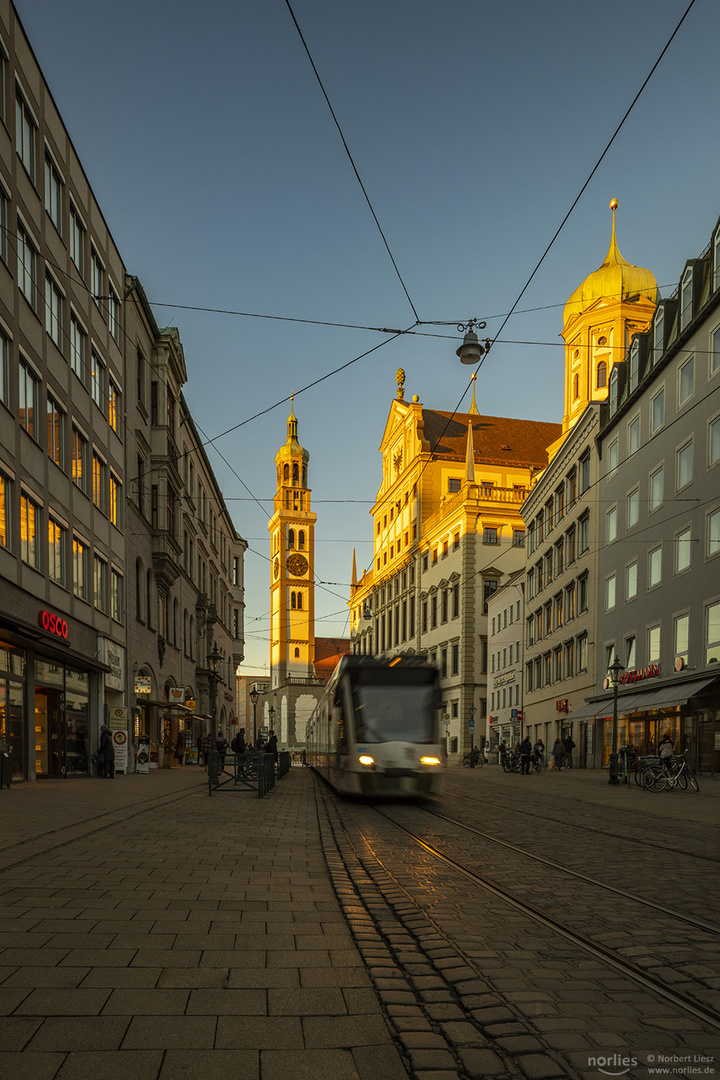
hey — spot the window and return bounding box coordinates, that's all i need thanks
[111,568,123,622]
[565,581,576,621]
[19,360,39,438]
[715,230,720,293]
[680,267,693,331]
[69,204,85,273]
[70,316,86,382]
[565,525,576,565]
[607,438,618,476]
[628,341,640,393]
[554,539,564,576]
[20,493,39,568]
[0,184,7,265]
[16,91,36,179]
[91,351,105,411]
[648,625,661,664]
[46,394,65,469]
[554,646,562,681]
[577,633,588,673]
[625,635,636,671]
[17,223,36,307]
[578,574,588,614]
[625,560,638,601]
[606,506,617,544]
[45,275,63,348]
[566,469,577,508]
[44,155,63,232]
[651,388,665,434]
[0,327,8,405]
[578,512,589,554]
[648,546,662,589]
[108,285,120,343]
[483,527,498,545]
[649,465,664,512]
[108,378,120,434]
[579,451,590,494]
[676,440,693,490]
[652,308,664,366]
[627,488,639,530]
[91,248,105,307]
[709,509,720,558]
[713,326,720,378]
[596,360,607,388]
[73,537,88,600]
[92,454,107,512]
[512,529,525,547]
[674,526,692,574]
[94,555,107,612]
[452,583,459,619]
[109,474,120,527]
[674,613,690,667]
[708,415,720,469]
[605,574,616,611]
[451,643,459,676]
[71,427,88,492]
[483,579,498,613]
[565,640,574,679]
[706,602,720,666]
[48,518,66,585]
[628,415,640,456]
[678,355,694,407]
[609,368,619,414]
[0,471,9,548]
[448,477,461,493]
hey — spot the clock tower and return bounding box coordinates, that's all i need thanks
[268,397,317,690]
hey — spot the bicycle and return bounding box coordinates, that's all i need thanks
[643,750,700,793]
[634,755,660,788]
[462,748,483,768]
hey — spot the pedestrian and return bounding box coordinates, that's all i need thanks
[520,734,533,774]
[562,732,576,769]
[100,725,115,779]
[483,740,490,764]
[533,738,545,767]
[266,730,278,766]
[552,738,564,770]
[174,733,184,766]
[659,732,674,770]
[196,734,204,766]
[237,728,246,755]
[216,730,228,766]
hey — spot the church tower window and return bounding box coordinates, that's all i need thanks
[292,462,299,485]
[596,360,607,388]
[298,530,305,550]
[283,463,289,483]
[288,529,295,549]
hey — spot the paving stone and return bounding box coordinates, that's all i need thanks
[351,1044,409,1080]
[121,1015,217,1049]
[27,1015,132,1051]
[303,1014,391,1048]
[517,1053,569,1079]
[215,1015,303,1049]
[458,1047,506,1076]
[268,986,347,1015]
[186,988,266,1015]
[261,1048,360,1080]
[158,1049,259,1080]
[14,988,111,1016]
[0,1051,66,1080]
[0,1016,43,1050]
[55,1049,165,1079]
[406,1047,458,1070]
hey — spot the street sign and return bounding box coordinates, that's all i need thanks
[511,709,517,718]
[517,710,524,721]
[468,719,475,730]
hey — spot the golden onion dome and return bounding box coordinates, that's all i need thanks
[564,200,658,323]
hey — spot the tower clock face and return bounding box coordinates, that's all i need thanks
[273,557,280,579]
[287,553,308,577]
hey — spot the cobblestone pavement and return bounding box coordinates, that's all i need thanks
[1,766,718,1080]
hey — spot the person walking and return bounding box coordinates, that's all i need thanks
[533,738,545,767]
[100,725,115,779]
[215,730,228,768]
[265,730,278,773]
[520,734,533,775]
[552,738,564,770]
[201,731,213,771]
[562,732,576,769]
[174,733,184,766]
[196,734,204,766]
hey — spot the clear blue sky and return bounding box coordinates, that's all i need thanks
[17,0,720,675]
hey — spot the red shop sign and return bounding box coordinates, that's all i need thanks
[38,609,69,641]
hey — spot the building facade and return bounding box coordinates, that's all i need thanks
[486,571,524,748]
[0,3,246,779]
[584,212,720,773]
[349,371,560,760]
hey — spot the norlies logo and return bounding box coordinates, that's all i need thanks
[588,1054,639,1076]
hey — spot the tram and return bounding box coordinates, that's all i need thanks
[305,655,444,797]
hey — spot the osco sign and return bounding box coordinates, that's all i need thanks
[38,609,69,640]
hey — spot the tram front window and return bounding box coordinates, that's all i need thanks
[352,683,436,744]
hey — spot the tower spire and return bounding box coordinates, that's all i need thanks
[464,420,475,483]
[468,373,479,416]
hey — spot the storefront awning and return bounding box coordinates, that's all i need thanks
[572,675,718,721]
[139,699,193,712]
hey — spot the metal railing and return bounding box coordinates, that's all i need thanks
[206,750,291,796]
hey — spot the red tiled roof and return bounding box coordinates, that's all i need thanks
[422,409,561,468]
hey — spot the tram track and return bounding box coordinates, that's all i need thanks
[314,776,720,1074]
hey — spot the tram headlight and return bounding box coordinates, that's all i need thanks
[358,755,375,767]
[420,756,441,766]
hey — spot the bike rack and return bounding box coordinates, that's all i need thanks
[207,751,290,797]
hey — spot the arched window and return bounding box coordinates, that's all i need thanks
[297,592,303,610]
[189,615,194,660]
[283,463,289,483]
[302,463,307,487]
[573,373,580,400]
[294,647,300,657]
[298,530,305,550]
[183,610,188,655]
[292,462,299,485]
[596,360,607,389]
[291,592,296,610]
[173,599,179,645]
[288,529,295,549]
[146,570,153,629]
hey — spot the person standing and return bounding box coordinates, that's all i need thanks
[562,732,576,769]
[216,730,228,767]
[266,730,278,765]
[201,731,212,770]
[552,738,564,770]
[196,733,204,766]
[100,725,115,779]
[174,733,184,766]
[520,734,533,775]
[658,732,675,771]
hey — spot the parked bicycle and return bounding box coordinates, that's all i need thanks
[643,750,699,793]
[462,747,483,768]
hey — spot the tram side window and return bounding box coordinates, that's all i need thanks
[334,688,348,753]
